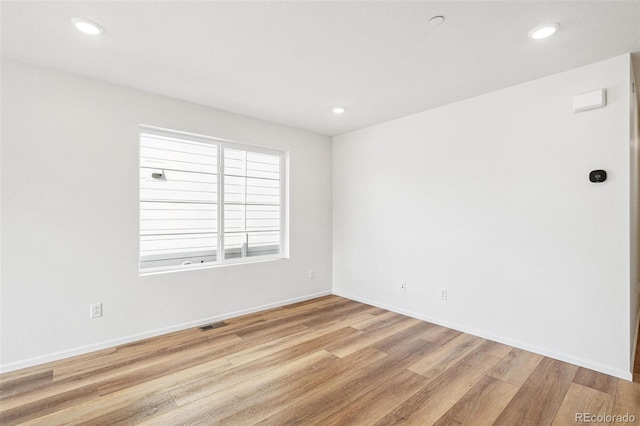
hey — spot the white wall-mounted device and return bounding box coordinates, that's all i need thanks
[572,89,606,113]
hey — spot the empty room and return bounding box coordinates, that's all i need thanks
[1,1,639,425]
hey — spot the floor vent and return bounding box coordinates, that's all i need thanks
[200,322,227,331]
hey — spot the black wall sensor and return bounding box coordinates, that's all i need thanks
[589,170,607,183]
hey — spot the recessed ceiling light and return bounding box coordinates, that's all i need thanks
[332,107,347,114]
[71,18,104,35]
[528,23,560,40]
[428,16,445,27]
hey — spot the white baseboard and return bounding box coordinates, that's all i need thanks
[333,290,634,381]
[0,290,331,374]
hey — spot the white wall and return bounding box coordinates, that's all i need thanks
[333,54,634,379]
[0,60,333,371]
[631,61,640,368]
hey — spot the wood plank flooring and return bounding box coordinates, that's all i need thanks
[0,295,638,425]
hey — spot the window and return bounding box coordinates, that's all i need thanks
[139,126,286,273]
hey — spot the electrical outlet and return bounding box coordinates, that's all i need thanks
[637,282,640,295]
[90,303,102,318]
[308,269,316,279]
[439,288,448,301]
[400,281,407,291]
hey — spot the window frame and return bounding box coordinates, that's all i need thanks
[139,125,288,275]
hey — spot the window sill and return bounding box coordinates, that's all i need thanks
[139,255,288,277]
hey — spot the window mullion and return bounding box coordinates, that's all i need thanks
[243,152,248,256]
[218,144,225,263]
[280,152,286,257]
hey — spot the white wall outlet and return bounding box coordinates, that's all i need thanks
[439,288,448,301]
[400,281,407,291]
[90,303,102,318]
[637,282,640,295]
[308,269,316,279]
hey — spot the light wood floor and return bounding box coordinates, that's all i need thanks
[1,295,638,425]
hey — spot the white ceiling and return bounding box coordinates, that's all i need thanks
[2,1,640,136]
